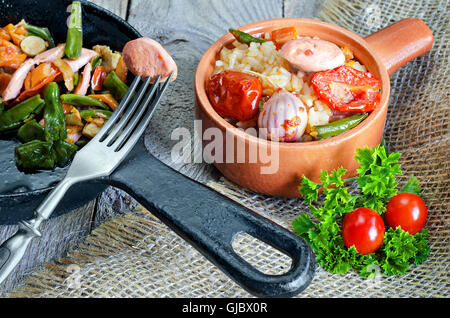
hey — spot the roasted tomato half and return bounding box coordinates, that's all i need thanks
[207,70,262,121]
[311,65,381,113]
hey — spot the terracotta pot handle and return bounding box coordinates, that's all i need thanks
[365,18,433,76]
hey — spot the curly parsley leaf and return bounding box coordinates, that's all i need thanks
[356,144,402,213]
[376,227,430,275]
[412,229,430,265]
[292,213,314,237]
[299,177,320,204]
[401,175,422,196]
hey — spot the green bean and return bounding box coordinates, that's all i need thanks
[15,140,55,170]
[91,55,102,68]
[61,94,108,109]
[229,28,267,45]
[314,113,368,140]
[26,24,55,48]
[0,95,45,132]
[17,119,46,143]
[80,109,112,119]
[75,136,89,148]
[64,1,83,59]
[103,71,129,101]
[53,140,78,166]
[44,83,67,141]
[73,72,80,87]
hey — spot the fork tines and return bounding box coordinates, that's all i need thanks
[93,73,174,155]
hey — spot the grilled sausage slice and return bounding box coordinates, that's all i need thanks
[122,37,177,81]
[280,37,345,73]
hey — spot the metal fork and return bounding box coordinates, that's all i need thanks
[0,73,173,284]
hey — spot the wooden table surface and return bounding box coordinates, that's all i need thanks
[0,0,325,295]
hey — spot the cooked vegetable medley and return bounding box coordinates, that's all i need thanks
[207,27,382,142]
[0,1,129,170]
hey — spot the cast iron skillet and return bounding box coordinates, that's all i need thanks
[0,0,139,223]
[0,0,315,297]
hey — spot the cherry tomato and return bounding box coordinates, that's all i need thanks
[385,192,427,235]
[342,207,385,255]
[207,70,262,121]
[311,65,381,113]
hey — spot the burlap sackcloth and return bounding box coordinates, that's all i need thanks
[8,0,449,297]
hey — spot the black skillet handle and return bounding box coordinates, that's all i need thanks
[108,141,315,298]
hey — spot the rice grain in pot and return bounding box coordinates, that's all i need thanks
[213,40,330,129]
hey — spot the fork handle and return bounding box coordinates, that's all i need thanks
[0,222,41,284]
[109,141,315,297]
[0,176,75,284]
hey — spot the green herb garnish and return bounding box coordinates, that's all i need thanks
[292,144,430,277]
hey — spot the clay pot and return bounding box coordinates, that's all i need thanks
[195,18,433,197]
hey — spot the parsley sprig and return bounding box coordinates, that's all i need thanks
[292,144,430,277]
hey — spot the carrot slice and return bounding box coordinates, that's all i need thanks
[0,71,12,95]
[115,56,128,83]
[0,47,27,69]
[16,69,60,102]
[29,63,56,88]
[5,24,26,46]
[271,27,298,47]
[0,28,11,41]
[87,93,119,110]
[0,38,20,51]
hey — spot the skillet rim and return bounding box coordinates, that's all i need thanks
[0,0,142,199]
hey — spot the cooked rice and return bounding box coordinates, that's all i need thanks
[213,40,367,129]
[214,41,305,96]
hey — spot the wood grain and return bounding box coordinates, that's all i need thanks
[90,0,128,18]
[284,0,327,18]
[0,201,96,296]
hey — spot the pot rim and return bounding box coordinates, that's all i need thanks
[195,17,390,150]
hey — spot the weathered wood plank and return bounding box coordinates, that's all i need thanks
[283,0,326,18]
[0,200,96,296]
[89,0,129,19]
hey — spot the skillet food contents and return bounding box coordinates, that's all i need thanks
[0,1,174,171]
[207,27,382,142]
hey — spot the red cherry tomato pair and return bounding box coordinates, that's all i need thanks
[343,193,427,255]
[206,70,262,121]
